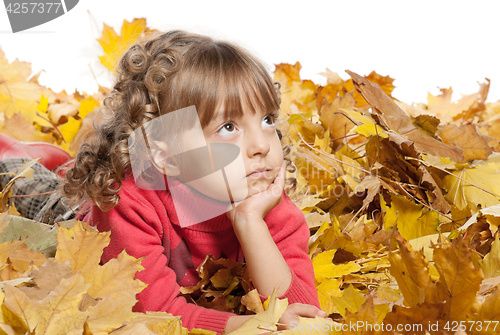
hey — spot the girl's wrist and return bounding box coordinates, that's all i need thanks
[232,214,269,240]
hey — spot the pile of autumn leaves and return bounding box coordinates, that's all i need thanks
[2,18,500,334]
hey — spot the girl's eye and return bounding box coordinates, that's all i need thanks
[217,122,236,136]
[262,114,276,127]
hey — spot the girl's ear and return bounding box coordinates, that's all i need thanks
[150,140,181,177]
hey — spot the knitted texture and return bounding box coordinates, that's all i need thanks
[79,172,319,334]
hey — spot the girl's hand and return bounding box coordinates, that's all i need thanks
[277,303,328,330]
[226,161,286,224]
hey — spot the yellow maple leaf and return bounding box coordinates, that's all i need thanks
[87,250,146,300]
[3,273,90,334]
[381,194,439,241]
[55,221,110,278]
[0,113,54,143]
[37,93,48,113]
[443,162,500,212]
[59,116,82,144]
[329,284,366,317]
[0,49,53,128]
[315,278,341,315]
[388,231,438,307]
[78,96,99,119]
[109,312,186,335]
[98,18,150,74]
[231,288,287,335]
[273,63,318,120]
[312,250,360,280]
[342,108,388,139]
[481,236,500,279]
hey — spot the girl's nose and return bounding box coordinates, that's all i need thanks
[246,128,271,157]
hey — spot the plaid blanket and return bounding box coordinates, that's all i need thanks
[0,158,76,224]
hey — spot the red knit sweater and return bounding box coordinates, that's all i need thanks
[79,172,319,334]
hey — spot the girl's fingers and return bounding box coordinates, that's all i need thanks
[287,303,327,318]
[272,161,286,188]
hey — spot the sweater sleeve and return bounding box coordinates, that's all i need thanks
[257,191,320,308]
[89,183,234,334]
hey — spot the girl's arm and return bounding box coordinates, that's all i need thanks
[232,213,292,297]
[227,162,319,307]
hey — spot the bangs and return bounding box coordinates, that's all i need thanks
[166,41,281,129]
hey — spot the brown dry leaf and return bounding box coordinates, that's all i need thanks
[240,289,264,313]
[382,303,442,334]
[411,114,440,137]
[347,70,464,163]
[438,124,492,162]
[426,82,489,124]
[318,92,356,147]
[388,231,440,307]
[432,236,483,320]
[476,285,500,325]
[341,296,379,335]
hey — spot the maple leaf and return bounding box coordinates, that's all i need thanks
[3,273,90,334]
[0,49,53,128]
[330,284,366,317]
[55,221,110,276]
[0,214,61,256]
[312,250,361,280]
[443,162,500,212]
[347,69,465,163]
[388,231,439,307]
[273,62,319,121]
[481,237,500,279]
[381,194,439,241]
[230,288,287,335]
[318,93,356,146]
[98,18,156,74]
[108,312,185,335]
[432,236,483,321]
[0,113,54,143]
[425,81,490,124]
[438,124,493,162]
[315,278,341,315]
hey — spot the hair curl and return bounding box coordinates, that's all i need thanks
[60,30,297,212]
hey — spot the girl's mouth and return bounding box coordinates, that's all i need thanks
[247,169,271,178]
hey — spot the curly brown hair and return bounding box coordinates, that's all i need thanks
[60,30,297,212]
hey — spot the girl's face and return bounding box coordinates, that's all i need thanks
[175,104,284,202]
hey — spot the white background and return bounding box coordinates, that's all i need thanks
[0,0,499,104]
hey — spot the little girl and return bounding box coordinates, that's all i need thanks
[2,30,323,333]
